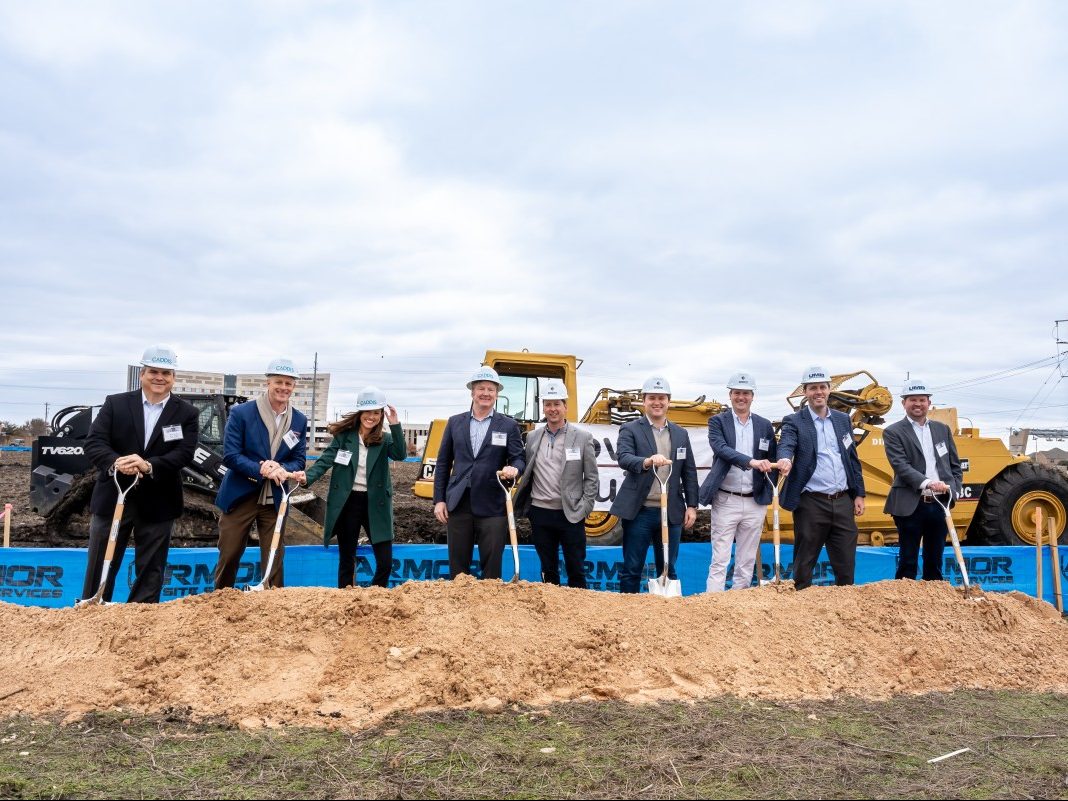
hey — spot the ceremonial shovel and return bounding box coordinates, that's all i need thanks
[647,463,682,598]
[245,479,295,592]
[932,489,982,600]
[496,471,521,583]
[77,470,139,606]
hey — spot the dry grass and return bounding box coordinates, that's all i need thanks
[2,690,1066,799]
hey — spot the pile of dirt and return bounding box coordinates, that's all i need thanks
[1,578,1065,730]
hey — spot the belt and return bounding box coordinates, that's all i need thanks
[719,489,754,498]
[803,490,847,500]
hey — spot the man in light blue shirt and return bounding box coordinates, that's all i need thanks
[776,366,866,589]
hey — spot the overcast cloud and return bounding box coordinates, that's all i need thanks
[1,0,1066,442]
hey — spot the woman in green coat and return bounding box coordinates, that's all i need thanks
[295,386,407,588]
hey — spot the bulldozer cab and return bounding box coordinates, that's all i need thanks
[486,351,582,428]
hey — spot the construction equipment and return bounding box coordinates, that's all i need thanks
[496,471,521,583]
[245,479,296,592]
[27,396,326,543]
[76,470,139,606]
[647,464,682,598]
[414,350,1068,551]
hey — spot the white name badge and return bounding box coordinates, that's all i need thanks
[335,449,353,466]
[935,441,949,457]
[283,429,300,448]
[565,448,581,461]
[841,433,853,450]
[491,431,507,447]
[676,447,687,459]
[162,424,183,442]
[759,438,770,451]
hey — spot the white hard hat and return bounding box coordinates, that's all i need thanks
[726,371,757,391]
[140,345,178,370]
[265,358,299,379]
[542,379,568,401]
[901,378,932,398]
[800,365,830,385]
[642,375,671,395]
[356,386,387,411]
[467,366,504,390]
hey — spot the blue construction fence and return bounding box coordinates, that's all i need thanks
[0,543,1064,608]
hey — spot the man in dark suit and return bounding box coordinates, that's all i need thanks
[775,366,865,590]
[883,378,962,581]
[610,375,699,594]
[433,366,525,579]
[698,372,777,592]
[214,358,308,590]
[81,345,199,603]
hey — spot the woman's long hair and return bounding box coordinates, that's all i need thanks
[328,410,384,446]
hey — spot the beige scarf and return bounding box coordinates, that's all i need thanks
[255,393,293,505]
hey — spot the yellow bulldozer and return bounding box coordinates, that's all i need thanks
[414,350,1068,547]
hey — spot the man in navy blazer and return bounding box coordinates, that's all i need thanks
[81,345,199,603]
[776,366,865,590]
[433,366,525,580]
[213,358,308,590]
[698,372,777,592]
[610,375,699,593]
[883,378,962,581]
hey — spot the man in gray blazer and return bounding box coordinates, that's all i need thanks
[610,375,699,593]
[514,380,598,588]
[883,378,962,581]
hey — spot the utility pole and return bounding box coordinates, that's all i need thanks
[309,352,318,451]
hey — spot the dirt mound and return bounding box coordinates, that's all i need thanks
[2,578,1066,730]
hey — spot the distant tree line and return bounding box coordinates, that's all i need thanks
[0,418,48,442]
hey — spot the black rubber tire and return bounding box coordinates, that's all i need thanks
[972,462,1068,545]
[586,519,624,548]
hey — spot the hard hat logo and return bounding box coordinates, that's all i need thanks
[140,345,178,370]
[801,366,829,385]
[542,379,568,400]
[726,371,757,391]
[466,366,504,390]
[901,379,931,398]
[266,358,299,378]
[356,386,388,410]
[641,375,672,395]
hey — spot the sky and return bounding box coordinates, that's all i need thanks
[0,0,1066,445]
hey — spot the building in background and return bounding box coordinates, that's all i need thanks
[127,366,332,450]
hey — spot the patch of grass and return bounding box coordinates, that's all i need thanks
[1,692,1066,799]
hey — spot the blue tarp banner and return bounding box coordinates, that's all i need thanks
[0,543,1064,608]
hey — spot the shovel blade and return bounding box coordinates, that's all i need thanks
[647,576,682,597]
[244,582,267,592]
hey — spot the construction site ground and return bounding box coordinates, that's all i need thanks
[3,449,1068,798]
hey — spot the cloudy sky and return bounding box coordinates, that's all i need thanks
[1,0,1066,444]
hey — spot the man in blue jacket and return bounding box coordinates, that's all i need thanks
[698,372,777,592]
[610,375,699,594]
[433,366,525,580]
[213,358,308,590]
[776,366,865,590]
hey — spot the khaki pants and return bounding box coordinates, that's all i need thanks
[214,494,286,589]
[706,492,766,592]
